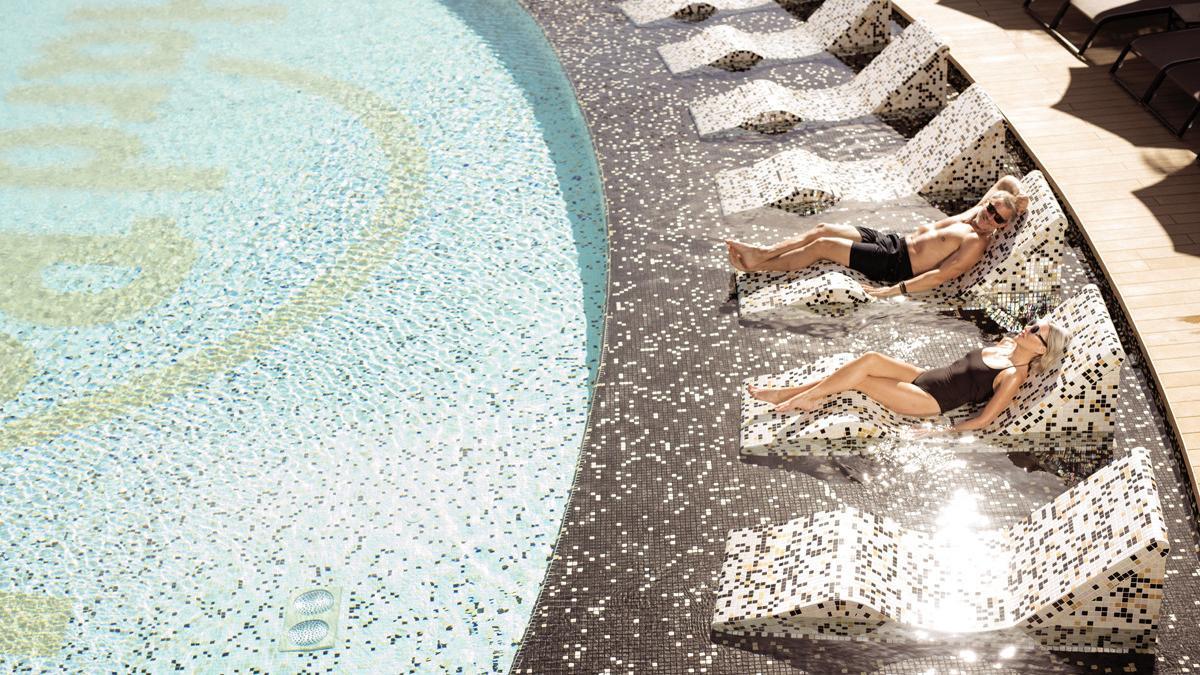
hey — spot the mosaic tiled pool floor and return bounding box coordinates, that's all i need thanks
[515,1,1200,672]
[0,0,603,671]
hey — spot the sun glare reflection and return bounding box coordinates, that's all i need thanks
[923,491,1007,633]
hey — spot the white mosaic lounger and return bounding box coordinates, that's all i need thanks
[618,0,775,27]
[736,170,1067,319]
[657,0,890,75]
[717,84,1006,215]
[690,20,948,136]
[712,447,1168,653]
[740,284,1124,452]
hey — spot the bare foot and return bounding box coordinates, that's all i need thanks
[726,240,770,272]
[726,241,750,272]
[747,384,795,404]
[775,393,819,413]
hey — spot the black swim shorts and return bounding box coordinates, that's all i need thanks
[847,226,914,284]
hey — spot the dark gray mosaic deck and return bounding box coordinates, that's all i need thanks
[514,1,1200,672]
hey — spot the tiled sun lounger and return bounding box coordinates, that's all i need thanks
[712,447,1169,653]
[618,0,776,27]
[1025,0,1178,54]
[689,20,948,136]
[736,170,1067,319]
[739,284,1123,451]
[716,84,1006,216]
[1112,27,1200,137]
[657,0,890,75]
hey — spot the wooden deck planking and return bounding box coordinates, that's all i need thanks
[1130,302,1200,320]
[892,0,1200,504]
[1147,343,1200,359]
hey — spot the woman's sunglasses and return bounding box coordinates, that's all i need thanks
[1027,323,1048,348]
[986,203,1007,225]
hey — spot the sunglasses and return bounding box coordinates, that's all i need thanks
[986,203,1007,225]
[1027,323,1048,348]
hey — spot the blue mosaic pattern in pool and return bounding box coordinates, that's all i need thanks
[0,0,605,671]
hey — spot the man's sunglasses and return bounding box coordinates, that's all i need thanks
[1027,323,1048,348]
[986,203,1007,225]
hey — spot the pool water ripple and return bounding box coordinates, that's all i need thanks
[0,0,604,671]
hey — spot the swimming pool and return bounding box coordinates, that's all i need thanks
[0,0,605,671]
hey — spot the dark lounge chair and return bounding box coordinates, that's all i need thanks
[1147,61,1200,135]
[1024,0,1183,54]
[1111,27,1200,135]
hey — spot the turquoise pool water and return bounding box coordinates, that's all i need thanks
[0,0,605,671]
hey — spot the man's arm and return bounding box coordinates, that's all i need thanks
[930,175,1023,229]
[978,175,1023,207]
[928,207,979,229]
[864,238,986,297]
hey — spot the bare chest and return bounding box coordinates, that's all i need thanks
[909,224,974,257]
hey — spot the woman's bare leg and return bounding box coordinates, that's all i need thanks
[775,352,925,412]
[850,376,941,417]
[748,380,820,404]
[727,223,862,271]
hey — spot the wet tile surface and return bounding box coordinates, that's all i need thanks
[517,1,1200,672]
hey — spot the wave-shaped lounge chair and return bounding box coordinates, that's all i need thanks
[712,447,1168,653]
[690,20,948,136]
[736,170,1066,319]
[739,284,1124,452]
[657,0,891,75]
[618,0,777,27]
[717,84,1006,216]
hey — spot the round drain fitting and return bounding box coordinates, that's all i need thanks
[293,589,335,615]
[288,619,329,647]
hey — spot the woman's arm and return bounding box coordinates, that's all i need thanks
[951,368,1025,432]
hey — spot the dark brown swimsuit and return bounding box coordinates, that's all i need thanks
[912,349,1005,413]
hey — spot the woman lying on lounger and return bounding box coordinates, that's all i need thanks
[749,319,1071,431]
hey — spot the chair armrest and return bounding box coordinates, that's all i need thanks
[1146,54,1200,101]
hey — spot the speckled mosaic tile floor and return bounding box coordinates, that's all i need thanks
[514,2,1200,672]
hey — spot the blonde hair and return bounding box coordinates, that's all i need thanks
[990,190,1030,224]
[1030,322,1071,374]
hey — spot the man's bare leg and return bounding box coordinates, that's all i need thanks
[746,237,853,273]
[727,223,862,272]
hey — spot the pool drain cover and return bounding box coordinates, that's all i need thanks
[279,587,341,652]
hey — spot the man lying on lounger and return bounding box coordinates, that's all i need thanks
[726,176,1029,299]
